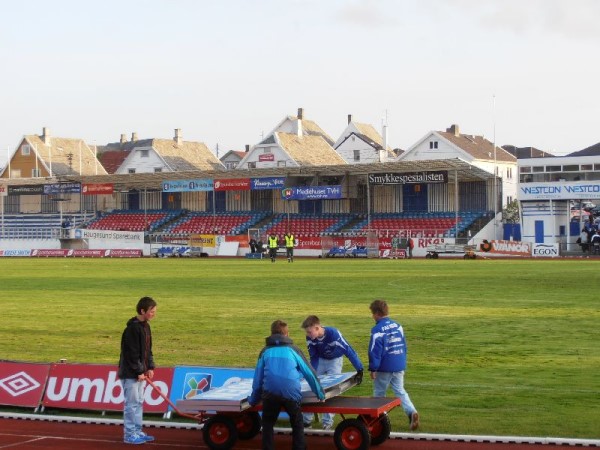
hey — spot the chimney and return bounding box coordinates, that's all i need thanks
[131,132,138,142]
[296,108,303,138]
[174,128,182,145]
[245,144,250,153]
[120,134,127,145]
[347,114,352,125]
[381,123,388,163]
[446,124,460,137]
[42,127,51,145]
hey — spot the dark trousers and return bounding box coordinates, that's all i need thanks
[261,396,305,450]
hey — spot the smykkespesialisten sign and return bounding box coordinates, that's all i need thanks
[368,171,448,185]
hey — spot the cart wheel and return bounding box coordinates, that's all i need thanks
[334,418,371,450]
[236,411,261,440]
[359,413,391,446]
[432,252,439,259]
[202,415,238,450]
[425,253,431,259]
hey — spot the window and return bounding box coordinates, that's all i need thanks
[506,167,512,179]
[353,150,360,161]
[264,147,271,154]
[128,168,136,174]
[31,168,40,178]
[277,160,286,167]
[10,169,21,178]
[248,162,256,169]
[140,149,149,158]
[594,164,600,171]
[545,165,561,172]
[532,166,544,173]
[520,166,531,173]
[563,165,578,172]
[21,145,30,156]
[581,164,593,171]
[429,141,438,149]
[225,162,237,169]
[154,167,162,173]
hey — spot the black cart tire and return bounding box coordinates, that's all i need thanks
[334,418,371,450]
[202,415,238,450]
[360,413,391,446]
[236,411,261,440]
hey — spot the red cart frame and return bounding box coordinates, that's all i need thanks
[148,379,400,450]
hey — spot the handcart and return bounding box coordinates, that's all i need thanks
[148,375,401,450]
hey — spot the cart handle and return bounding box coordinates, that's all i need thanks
[146,378,205,421]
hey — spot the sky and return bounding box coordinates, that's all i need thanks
[1,0,599,167]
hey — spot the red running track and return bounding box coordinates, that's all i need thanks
[0,417,591,450]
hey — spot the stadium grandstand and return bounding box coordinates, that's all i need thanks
[0,158,501,257]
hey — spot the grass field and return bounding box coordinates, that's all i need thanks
[1,257,599,439]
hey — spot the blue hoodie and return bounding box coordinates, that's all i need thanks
[306,326,363,371]
[249,334,325,405]
[368,317,407,373]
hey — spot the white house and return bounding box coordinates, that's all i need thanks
[333,115,396,164]
[400,124,518,212]
[237,108,345,170]
[111,129,224,174]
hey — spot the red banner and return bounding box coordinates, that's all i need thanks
[82,183,114,195]
[214,178,251,191]
[43,364,174,412]
[107,249,142,257]
[0,361,51,407]
[32,249,70,257]
[258,154,274,162]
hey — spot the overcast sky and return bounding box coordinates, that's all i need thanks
[1,0,599,167]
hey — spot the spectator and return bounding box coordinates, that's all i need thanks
[249,236,258,254]
[249,319,325,450]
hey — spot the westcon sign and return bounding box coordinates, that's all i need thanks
[214,178,251,191]
[43,364,174,412]
[0,361,51,407]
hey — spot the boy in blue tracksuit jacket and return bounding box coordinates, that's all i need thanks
[368,299,419,431]
[301,315,363,429]
[249,320,325,450]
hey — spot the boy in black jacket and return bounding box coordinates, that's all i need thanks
[118,296,157,445]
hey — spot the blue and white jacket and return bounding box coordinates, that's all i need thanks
[248,334,325,405]
[306,326,363,371]
[368,317,407,373]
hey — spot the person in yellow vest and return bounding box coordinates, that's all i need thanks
[284,230,295,263]
[268,233,279,263]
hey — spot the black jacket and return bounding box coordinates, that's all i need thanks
[118,317,155,379]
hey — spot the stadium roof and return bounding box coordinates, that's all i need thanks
[1,158,494,190]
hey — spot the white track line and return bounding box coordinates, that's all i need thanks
[1,412,599,447]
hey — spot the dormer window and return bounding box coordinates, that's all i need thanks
[22,145,31,155]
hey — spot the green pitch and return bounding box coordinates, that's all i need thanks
[1,257,599,439]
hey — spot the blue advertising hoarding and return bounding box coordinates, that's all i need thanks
[281,185,342,200]
[251,177,285,190]
[44,182,82,194]
[162,179,214,192]
[168,366,254,409]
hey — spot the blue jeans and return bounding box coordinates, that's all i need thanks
[122,378,145,439]
[303,357,343,427]
[373,371,417,417]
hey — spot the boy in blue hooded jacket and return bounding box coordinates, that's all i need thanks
[249,319,325,450]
